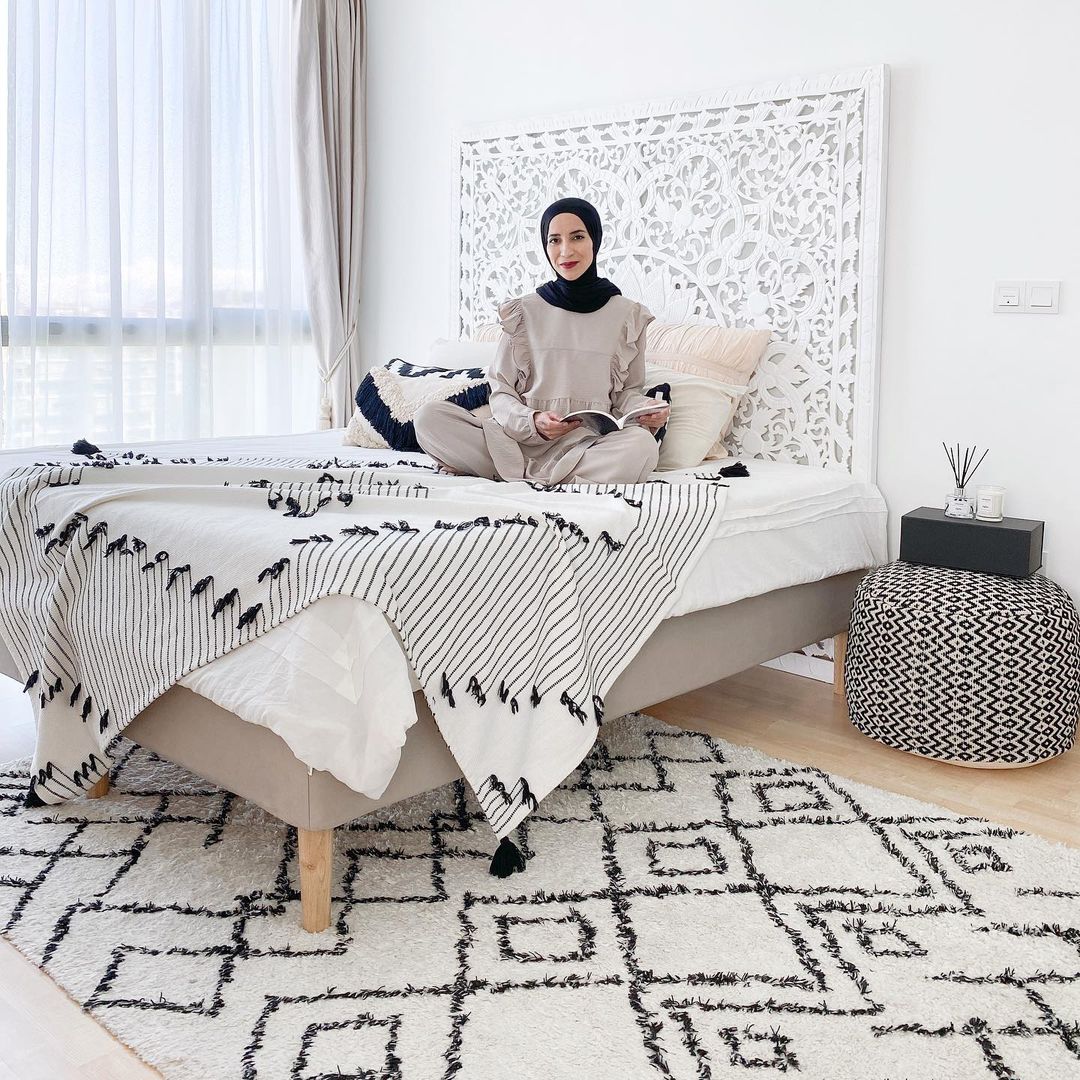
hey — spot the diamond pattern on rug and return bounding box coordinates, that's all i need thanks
[2,714,1080,1080]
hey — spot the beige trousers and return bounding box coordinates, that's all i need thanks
[414,400,659,483]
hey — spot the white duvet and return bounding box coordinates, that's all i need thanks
[0,431,888,799]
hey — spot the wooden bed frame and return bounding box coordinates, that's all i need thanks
[2,572,857,932]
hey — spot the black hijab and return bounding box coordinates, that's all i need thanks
[536,197,622,313]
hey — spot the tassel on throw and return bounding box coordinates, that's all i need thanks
[487,774,512,807]
[191,575,213,597]
[82,523,107,551]
[718,461,750,477]
[489,836,527,879]
[543,512,587,543]
[165,565,191,591]
[104,534,131,558]
[467,675,486,706]
[440,672,456,708]
[560,690,588,724]
[211,589,240,618]
[237,604,262,630]
[519,778,539,812]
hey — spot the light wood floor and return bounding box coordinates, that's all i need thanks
[0,666,1077,1078]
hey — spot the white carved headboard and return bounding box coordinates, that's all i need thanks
[451,66,888,482]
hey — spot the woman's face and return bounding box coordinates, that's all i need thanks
[546,213,594,281]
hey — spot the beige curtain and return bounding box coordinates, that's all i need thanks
[292,0,367,429]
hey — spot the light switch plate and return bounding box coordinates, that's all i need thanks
[1024,280,1060,313]
[993,281,1023,312]
[994,279,1062,313]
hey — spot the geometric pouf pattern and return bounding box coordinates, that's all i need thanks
[846,561,1080,767]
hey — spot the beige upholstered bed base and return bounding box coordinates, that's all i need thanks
[0,571,862,930]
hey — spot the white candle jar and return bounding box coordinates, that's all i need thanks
[975,485,1006,522]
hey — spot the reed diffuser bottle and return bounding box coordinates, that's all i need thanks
[943,443,988,519]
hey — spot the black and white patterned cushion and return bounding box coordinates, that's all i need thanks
[344,359,491,452]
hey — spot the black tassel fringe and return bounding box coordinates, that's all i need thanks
[519,778,538,812]
[560,690,588,724]
[440,672,456,708]
[466,675,486,705]
[718,461,750,477]
[489,836,526,878]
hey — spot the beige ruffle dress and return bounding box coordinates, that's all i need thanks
[415,292,660,485]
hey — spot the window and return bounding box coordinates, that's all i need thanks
[3,0,318,448]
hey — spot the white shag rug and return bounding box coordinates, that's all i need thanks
[2,714,1080,1080]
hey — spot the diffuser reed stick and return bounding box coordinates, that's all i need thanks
[942,442,989,491]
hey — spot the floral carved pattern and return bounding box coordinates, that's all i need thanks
[453,68,886,479]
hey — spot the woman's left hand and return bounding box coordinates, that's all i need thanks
[635,405,670,433]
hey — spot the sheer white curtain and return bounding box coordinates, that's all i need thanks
[3,0,318,449]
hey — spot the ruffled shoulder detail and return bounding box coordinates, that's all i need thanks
[496,296,526,340]
[612,301,656,390]
[623,300,656,345]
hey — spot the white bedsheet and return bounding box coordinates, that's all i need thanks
[0,431,888,798]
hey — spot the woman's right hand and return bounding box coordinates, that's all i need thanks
[534,411,583,441]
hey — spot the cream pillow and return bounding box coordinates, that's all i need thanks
[643,365,737,469]
[428,337,497,368]
[472,323,501,344]
[645,323,771,469]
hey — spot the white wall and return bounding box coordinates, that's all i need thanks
[361,0,1080,598]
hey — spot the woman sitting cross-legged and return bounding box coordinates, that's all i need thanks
[414,196,669,484]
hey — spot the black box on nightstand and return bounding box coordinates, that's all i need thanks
[899,507,1043,578]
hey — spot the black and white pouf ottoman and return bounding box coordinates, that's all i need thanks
[845,560,1080,767]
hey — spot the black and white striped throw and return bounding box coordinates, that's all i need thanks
[0,455,726,871]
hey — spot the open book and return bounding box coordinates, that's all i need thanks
[559,403,668,436]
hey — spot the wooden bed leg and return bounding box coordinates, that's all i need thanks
[298,827,333,933]
[833,631,847,698]
[86,773,110,799]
